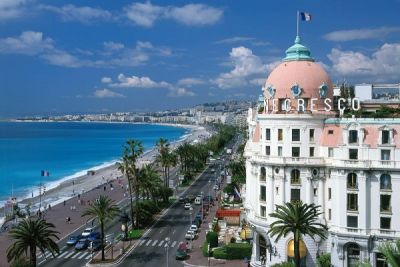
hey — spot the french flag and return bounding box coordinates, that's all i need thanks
[41,170,50,177]
[300,12,312,21]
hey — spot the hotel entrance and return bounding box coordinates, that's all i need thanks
[287,240,307,267]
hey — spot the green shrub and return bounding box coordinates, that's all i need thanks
[202,241,212,257]
[213,242,252,260]
[128,229,143,239]
[317,253,331,267]
[10,257,31,267]
[206,231,218,248]
[271,263,295,267]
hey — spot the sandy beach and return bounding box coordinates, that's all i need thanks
[0,123,209,227]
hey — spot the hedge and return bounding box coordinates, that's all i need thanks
[202,241,211,257]
[128,229,143,239]
[271,263,295,267]
[213,242,252,260]
[317,253,331,267]
[206,231,218,248]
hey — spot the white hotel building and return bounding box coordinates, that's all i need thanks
[244,36,400,267]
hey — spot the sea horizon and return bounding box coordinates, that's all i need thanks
[0,121,189,207]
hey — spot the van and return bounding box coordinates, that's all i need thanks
[194,196,201,205]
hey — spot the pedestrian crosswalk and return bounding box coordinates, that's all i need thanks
[137,238,180,248]
[40,250,92,261]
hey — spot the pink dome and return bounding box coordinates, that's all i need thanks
[264,60,333,100]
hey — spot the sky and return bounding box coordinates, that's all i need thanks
[0,0,399,118]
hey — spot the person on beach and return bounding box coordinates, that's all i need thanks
[63,200,66,206]
[48,204,51,210]
[103,185,106,192]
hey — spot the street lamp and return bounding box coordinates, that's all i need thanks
[208,180,211,209]
[201,191,204,219]
[165,237,170,267]
[189,207,193,248]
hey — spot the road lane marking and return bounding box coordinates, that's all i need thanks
[139,239,146,246]
[85,254,92,260]
[58,250,70,258]
[152,240,158,246]
[71,252,81,259]
[78,252,88,259]
[158,240,164,247]
[146,240,152,246]
[64,251,75,258]
[164,242,169,247]
[171,241,177,248]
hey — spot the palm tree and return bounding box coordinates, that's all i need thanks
[268,201,328,267]
[118,139,143,229]
[378,239,400,267]
[140,164,162,203]
[81,195,120,261]
[7,218,59,267]
[156,138,177,187]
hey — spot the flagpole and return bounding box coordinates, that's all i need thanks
[296,11,299,37]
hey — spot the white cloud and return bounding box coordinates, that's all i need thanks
[40,4,112,24]
[213,46,276,89]
[101,77,112,83]
[94,88,125,98]
[103,41,124,51]
[111,74,171,88]
[41,49,83,68]
[124,2,223,27]
[324,27,400,42]
[215,37,254,44]
[328,43,400,82]
[249,78,266,86]
[0,0,29,21]
[0,31,53,55]
[168,87,195,97]
[177,78,205,87]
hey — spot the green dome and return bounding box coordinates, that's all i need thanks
[284,36,314,62]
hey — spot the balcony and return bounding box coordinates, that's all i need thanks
[380,206,392,214]
[249,155,325,166]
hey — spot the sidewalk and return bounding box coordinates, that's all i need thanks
[183,198,248,267]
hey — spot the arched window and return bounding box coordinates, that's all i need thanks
[347,243,360,267]
[380,174,391,190]
[291,169,301,184]
[259,235,267,264]
[347,173,357,189]
[260,167,266,181]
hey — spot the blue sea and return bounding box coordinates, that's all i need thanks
[0,122,188,206]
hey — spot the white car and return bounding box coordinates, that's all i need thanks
[213,185,219,190]
[190,225,198,233]
[185,230,196,240]
[81,227,94,237]
[184,203,192,210]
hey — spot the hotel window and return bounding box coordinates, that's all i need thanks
[347,193,358,211]
[260,185,266,202]
[328,209,332,220]
[349,130,358,144]
[309,129,315,142]
[380,174,392,190]
[310,147,315,157]
[380,195,391,212]
[376,253,389,267]
[313,188,318,196]
[328,148,334,157]
[382,130,390,144]
[278,129,283,141]
[266,128,271,141]
[266,146,271,156]
[292,147,300,157]
[347,215,358,228]
[328,129,334,135]
[292,129,300,142]
[290,169,301,184]
[260,167,266,181]
[291,189,301,202]
[380,217,391,229]
[278,146,283,156]
[260,206,266,217]
[347,173,358,189]
[349,149,358,160]
[328,188,332,200]
[381,150,391,161]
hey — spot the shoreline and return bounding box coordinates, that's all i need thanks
[0,123,209,226]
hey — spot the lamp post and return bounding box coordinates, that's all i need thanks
[208,180,211,209]
[189,207,193,248]
[165,237,170,267]
[201,191,204,219]
[121,223,126,251]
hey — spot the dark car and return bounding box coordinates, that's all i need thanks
[88,240,102,251]
[75,238,89,250]
[175,242,188,260]
[186,194,195,203]
[178,196,185,203]
[87,232,101,242]
[66,235,81,246]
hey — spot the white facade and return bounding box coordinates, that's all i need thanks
[243,37,400,267]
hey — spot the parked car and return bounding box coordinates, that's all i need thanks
[175,242,188,260]
[87,232,101,242]
[88,240,102,251]
[81,227,94,237]
[75,238,89,250]
[66,235,81,246]
[185,230,196,240]
[213,184,219,190]
[194,196,201,205]
[190,224,198,233]
[184,203,192,210]
[193,218,202,227]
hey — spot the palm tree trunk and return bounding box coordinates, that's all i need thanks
[166,166,170,188]
[135,185,139,229]
[127,177,135,228]
[294,236,301,267]
[101,221,105,261]
[30,245,36,267]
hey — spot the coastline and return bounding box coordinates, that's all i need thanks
[0,123,209,226]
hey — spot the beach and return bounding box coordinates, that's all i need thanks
[0,123,209,227]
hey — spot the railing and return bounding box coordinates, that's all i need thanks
[380,206,392,213]
[330,226,400,237]
[250,155,325,166]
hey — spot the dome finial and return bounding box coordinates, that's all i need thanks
[294,35,301,44]
[284,35,314,62]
